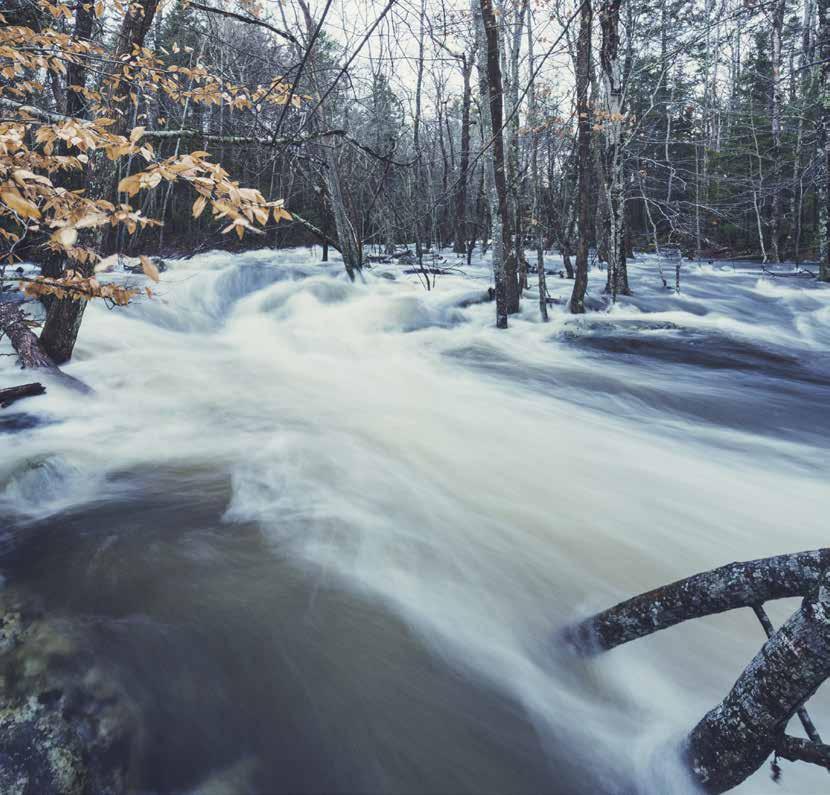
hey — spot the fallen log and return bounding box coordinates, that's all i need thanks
[564,551,830,793]
[0,303,91,393]
[0,303,56,369]
[565,548,830,653]
[684,570,830,792]
[753,604,825,750]
[0,383,45,408]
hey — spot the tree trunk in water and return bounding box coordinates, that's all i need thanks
[571,0,593,313]
[454,53,474,254]
[526,11,547,321]
[296,0,362,280]
[505,0,528,293]
[481,0,519,318]
[39,297,87,366]
[599,0,630,299]
[480,0,517,325]
[41,0,160,363]
[819,0,830,281]
[768,0,786,263]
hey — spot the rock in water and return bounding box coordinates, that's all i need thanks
[0,590,138,794]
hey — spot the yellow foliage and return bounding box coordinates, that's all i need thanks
[0,0,294,308]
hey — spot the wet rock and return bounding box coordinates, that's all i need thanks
[0,591,139,795]
[0,414,49,435]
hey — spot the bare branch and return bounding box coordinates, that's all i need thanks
[565,548,830,654]
[186,2,301,47]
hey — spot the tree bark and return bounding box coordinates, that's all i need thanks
[0,304,57,369]
[599,0,630,299]
[819,0,830,281]
[768,0,786,263]
[526,8,548,321]
[777,736,830,769]
[454,53,475,254]
[685,569,830,792]
[565,552,830,792]
[480,0,517,325]
[41,0,161,364]
[295,0,362,280]
[570,0,593,314]
[565,548,830,654]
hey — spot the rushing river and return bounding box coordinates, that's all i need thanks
[1,249,829,794]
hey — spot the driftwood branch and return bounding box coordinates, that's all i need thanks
[0,382,46,408]
[566,548,830,653]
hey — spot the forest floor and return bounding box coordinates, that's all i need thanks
[0,247,828,794]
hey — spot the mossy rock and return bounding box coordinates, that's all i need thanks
[0,590,138,794]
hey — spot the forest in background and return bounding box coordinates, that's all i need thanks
[1,0,828,306]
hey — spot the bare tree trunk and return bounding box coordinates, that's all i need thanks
[768,0,786,263]
[599,0,629,298]
[791,0,815,262]
[504,0,528,291]
[296,0,362,280]
[526,9,548,321]
[570,0,593,314]
[40,0,160,364]
[454,53,475,254]
[477,0,511,327]
[819,0,830,281]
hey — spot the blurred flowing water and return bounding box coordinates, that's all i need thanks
[1,249,828,794]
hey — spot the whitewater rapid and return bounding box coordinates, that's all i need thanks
[1,248,828,793]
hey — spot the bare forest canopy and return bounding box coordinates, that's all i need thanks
[0,0,828,343]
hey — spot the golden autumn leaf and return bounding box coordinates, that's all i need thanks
[1,189,41,219]
[139,254,160,283]
[192,195,207,218]
[129,125,146,143]
[52,226,78,247]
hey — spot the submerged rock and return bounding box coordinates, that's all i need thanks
[0,414,51,435]
[0,590,138,795]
